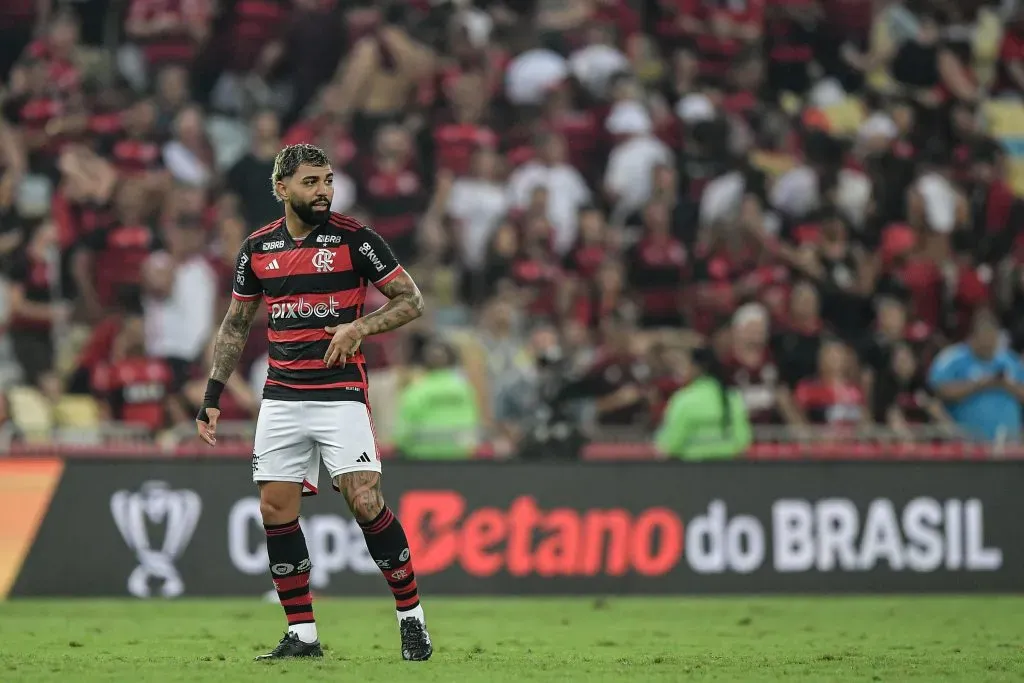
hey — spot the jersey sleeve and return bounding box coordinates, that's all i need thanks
[351,224,403,287]
[232,240,262,301]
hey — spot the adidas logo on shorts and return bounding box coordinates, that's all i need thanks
[356,452,372,463]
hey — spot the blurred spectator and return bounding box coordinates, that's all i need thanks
[91,313,175,432]
[773,280,825,394]
[283,83,357,175]
[395,338,480,459]
[140,223,216,387]
[505,41,568,107]
[569,22,630,99]
[6,220,65,386]
[507,132,591,255]
[0,0,49,81]
[625,200,687,328]
[567,310,650,428]
[71,180,158,319]
[604,100,672,218]
[655,346,752,460]
[162,105,214,188]
[873,341,950,434]
[445,151,509,301]
[227,110,283,232]
[776,211,876,339]
[998,10,1024,95]
[433,72,499,176]
[794,338,866,425]
[332,10,436,142]
[564,205,610,282]
[122,0,212,92]
[478,298,530,426]
[106,99,165,181]
[277,0,349,125]
[153,65,191,133]
[357,124,426,263]
[516,322,589,460]
[486,319,543,454]
[722,302,779,424]
[929,309,1024,442]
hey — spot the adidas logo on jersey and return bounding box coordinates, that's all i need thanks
[265,259,280,271]
[356,452,372,463]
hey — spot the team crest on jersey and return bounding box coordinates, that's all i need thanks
[312,249,335,273]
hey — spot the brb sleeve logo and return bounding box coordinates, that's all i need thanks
[110,481,202,598]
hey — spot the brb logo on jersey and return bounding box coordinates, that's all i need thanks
[270,296,342,320]
[110,481,202,598]
[312,249,335,273]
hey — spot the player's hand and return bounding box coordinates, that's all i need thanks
[324,323,364,368]
[196,407,221,446]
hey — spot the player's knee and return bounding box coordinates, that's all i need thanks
[258,483,301,523]
[334,471,384,522]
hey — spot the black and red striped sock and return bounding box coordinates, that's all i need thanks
[359,506,422,618]
[265,519,317,641]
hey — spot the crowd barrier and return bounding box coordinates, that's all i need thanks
[1,457,1021,598]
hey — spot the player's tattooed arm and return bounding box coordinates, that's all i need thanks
[209,298,260,383]
[354,270,425,337]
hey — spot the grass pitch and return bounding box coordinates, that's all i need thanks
[0,596,1021,682]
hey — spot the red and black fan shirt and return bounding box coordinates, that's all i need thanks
[232,212,403,403]
[92,356,174,432]
[794,379,865,425]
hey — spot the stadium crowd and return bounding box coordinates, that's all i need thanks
[1,0,1024,457]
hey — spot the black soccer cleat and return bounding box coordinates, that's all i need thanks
[255,632,324,661]
[400,617,433,661]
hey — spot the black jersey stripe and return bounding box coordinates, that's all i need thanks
[267,365,366,385]
[258,271,363,293]
[267,339,333,361]
[264,383,367,403]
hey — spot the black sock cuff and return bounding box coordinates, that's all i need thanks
[359,505,393,531]
[265,519,301,535]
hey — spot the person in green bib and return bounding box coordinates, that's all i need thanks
[395,338,480,459]
[655,346,752,460]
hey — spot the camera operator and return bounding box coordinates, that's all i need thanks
[514,324,589,460]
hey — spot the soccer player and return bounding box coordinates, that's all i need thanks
[195,144,431,661]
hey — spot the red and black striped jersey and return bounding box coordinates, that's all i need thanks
[232,212,403,402]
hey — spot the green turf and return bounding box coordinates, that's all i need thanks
[0,597,1021,682]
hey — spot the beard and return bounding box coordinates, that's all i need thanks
[290,197,331,226]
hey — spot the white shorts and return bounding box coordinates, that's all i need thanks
[252,399,381,495]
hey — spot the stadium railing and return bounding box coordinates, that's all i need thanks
[4,423,1023,460]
